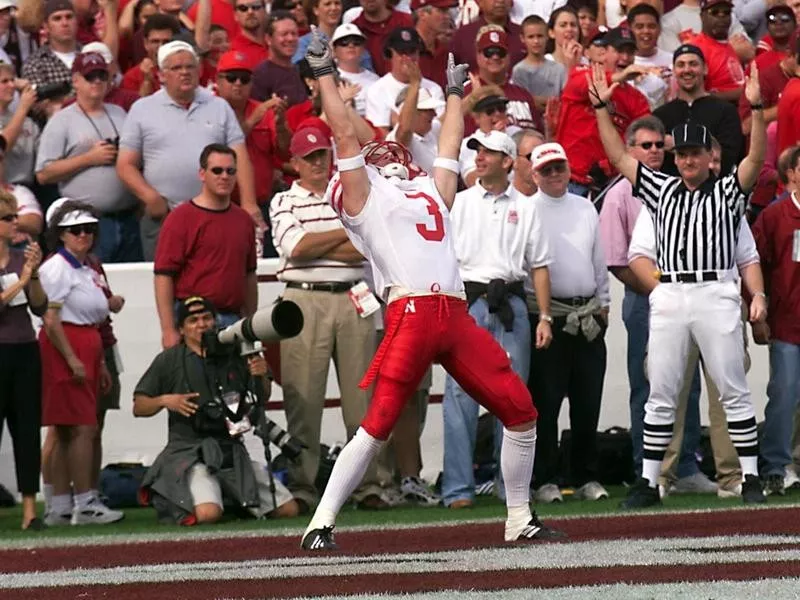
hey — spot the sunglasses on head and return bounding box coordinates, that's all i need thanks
[63,223,98,236]
[209,166,237,175]
[638,141,665,150]
[482,47,508,59]
[0,212,17,222]
[222,71,252,84]
[236,1,264,11]
[335,37,364,47]
[768,12,794,22]
[538,162,567,176]
[84,71,109,83]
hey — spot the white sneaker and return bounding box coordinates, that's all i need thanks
[43,511,72,527]
[575,481,609,501]
[717,483,742,499]
[533,483,563,503]
[785,466,800,490]
[71,497,125,525]
[669,472,718,495]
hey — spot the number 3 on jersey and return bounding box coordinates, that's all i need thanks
[406,192,444,242]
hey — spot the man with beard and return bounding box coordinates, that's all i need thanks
[230,0,270,69]
[653,44,743,176]
[689,0,745,103]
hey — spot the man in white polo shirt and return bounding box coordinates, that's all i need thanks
[527,142,611,504]
[442,130,553,509]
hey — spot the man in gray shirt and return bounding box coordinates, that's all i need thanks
[116,41,260,261]
[36,51,141,263]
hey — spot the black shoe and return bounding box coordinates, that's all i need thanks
[742,474,767,504]
[764,474,785,497]
[301,525,338,551]
[619,478,661,509]
[514,513,567,541]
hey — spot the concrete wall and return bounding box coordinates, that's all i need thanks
[0,261,772,487]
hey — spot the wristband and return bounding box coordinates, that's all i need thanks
[750,103,763,111]
[310,63,336,79]
[433,157,459,173]
[592,101,608,110]
[446,86,464,99]
[337,154,366,172]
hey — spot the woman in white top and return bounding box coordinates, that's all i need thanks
[38,199,123,527]
[0,63,39,186]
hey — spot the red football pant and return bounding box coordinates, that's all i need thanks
[360,295,537,440]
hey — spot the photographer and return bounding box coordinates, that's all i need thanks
[35,51,140,264]
[134,296,300,525]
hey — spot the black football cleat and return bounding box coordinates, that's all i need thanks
[301,525,339,551]
[508,513,567,542]
[619,477,662,510]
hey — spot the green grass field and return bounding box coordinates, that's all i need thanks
[3,486,800,542]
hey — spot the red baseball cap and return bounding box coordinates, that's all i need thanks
[72,52,109,77]
[410,0,457,10]
[290,127,332,158]
[216,51,253,73]
[476,27,508,52]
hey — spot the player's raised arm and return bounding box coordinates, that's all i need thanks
[306,27,369,216]
[432,53,469,211]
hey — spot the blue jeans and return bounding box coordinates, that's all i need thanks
[762,341,800,476]
[441,295,530,506]
[96,211,143,263]
[622,286,702,478]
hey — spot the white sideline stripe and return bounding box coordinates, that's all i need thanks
[2,534,800,589]
[2,503,797,550]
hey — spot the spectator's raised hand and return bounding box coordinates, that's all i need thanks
[562,39,583,69]
[18,83,37,113]
[21,242,42,281]
[140,57,155,78]
[337,80,361,105]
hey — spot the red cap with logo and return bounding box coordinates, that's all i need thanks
[72,52,109,76]
[410,0,457,10]
[216,51,253,73]
[290,127,332,158]
[476,28,508,52]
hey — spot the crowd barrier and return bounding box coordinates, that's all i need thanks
[0,259,772,486]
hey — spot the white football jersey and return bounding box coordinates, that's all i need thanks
[327,167,464,301]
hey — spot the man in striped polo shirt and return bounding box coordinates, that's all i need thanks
[591,62,769,507]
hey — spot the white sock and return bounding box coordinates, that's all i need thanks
[43,484,54,513]
[51,494,72,515]
[501,426,536,511]
[642,459,662,487]
[739,456,758,477]
[307,427,383,532]
[74,490,95,510]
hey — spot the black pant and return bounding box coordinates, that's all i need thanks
[528,314,607,488]
[0,342,42,494]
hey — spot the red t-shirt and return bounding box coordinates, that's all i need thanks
[352,10,414,77]
[230,33,270,70]
[555,66,650,183]
[418,38,448,89]
[690,32,745,93]
[154,200,257,313]
[777,78,800,155]
[186,0,240,38]
[105,86,140,112]
[121,63,162,94]
[752,196,800,344]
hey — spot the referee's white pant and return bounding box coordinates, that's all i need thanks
[642,276,758,485]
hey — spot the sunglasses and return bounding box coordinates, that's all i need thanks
[222,71,252,84]
[637,141,665,150]
[538,162,567,176]
[63,223,98,236]
[482,47,508,59]
[84,71,109,83]
[768,13,794,22]
[0,213,17,222]
[236,2,264,11]
[209,166,237,175]
[334,37,364,47]
[481,105,507,116]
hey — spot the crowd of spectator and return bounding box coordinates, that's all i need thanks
[0,0,799,528]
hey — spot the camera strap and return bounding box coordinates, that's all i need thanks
[77,104,120,144]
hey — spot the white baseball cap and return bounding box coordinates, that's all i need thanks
[157,40,197,70]
[531,142,568,170]
[81,42,114,65]
[466,130,516,160]
[0,0,16,10]
[331,23,365,45]
[45,197,99,227]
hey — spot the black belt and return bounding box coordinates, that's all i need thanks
[102,206,139,219]
[659,272,719,284]
[286,281,357,293]
[552,296,593,307]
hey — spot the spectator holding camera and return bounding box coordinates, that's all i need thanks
[36,52,141,264]
[134,296,300,525]
[0,65,39,187]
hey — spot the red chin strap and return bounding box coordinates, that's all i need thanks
[361,140,425,179]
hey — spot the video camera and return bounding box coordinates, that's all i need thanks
[198,299,305,461]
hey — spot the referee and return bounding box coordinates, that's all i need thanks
[590,62,769,507]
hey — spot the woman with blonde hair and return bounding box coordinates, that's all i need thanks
[0,189,47,530]
[292,0,374,70]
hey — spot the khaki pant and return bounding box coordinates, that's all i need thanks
[659,306,749,490]
[280,287,381,508]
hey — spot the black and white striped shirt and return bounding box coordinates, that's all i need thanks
[632,163,746,273]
